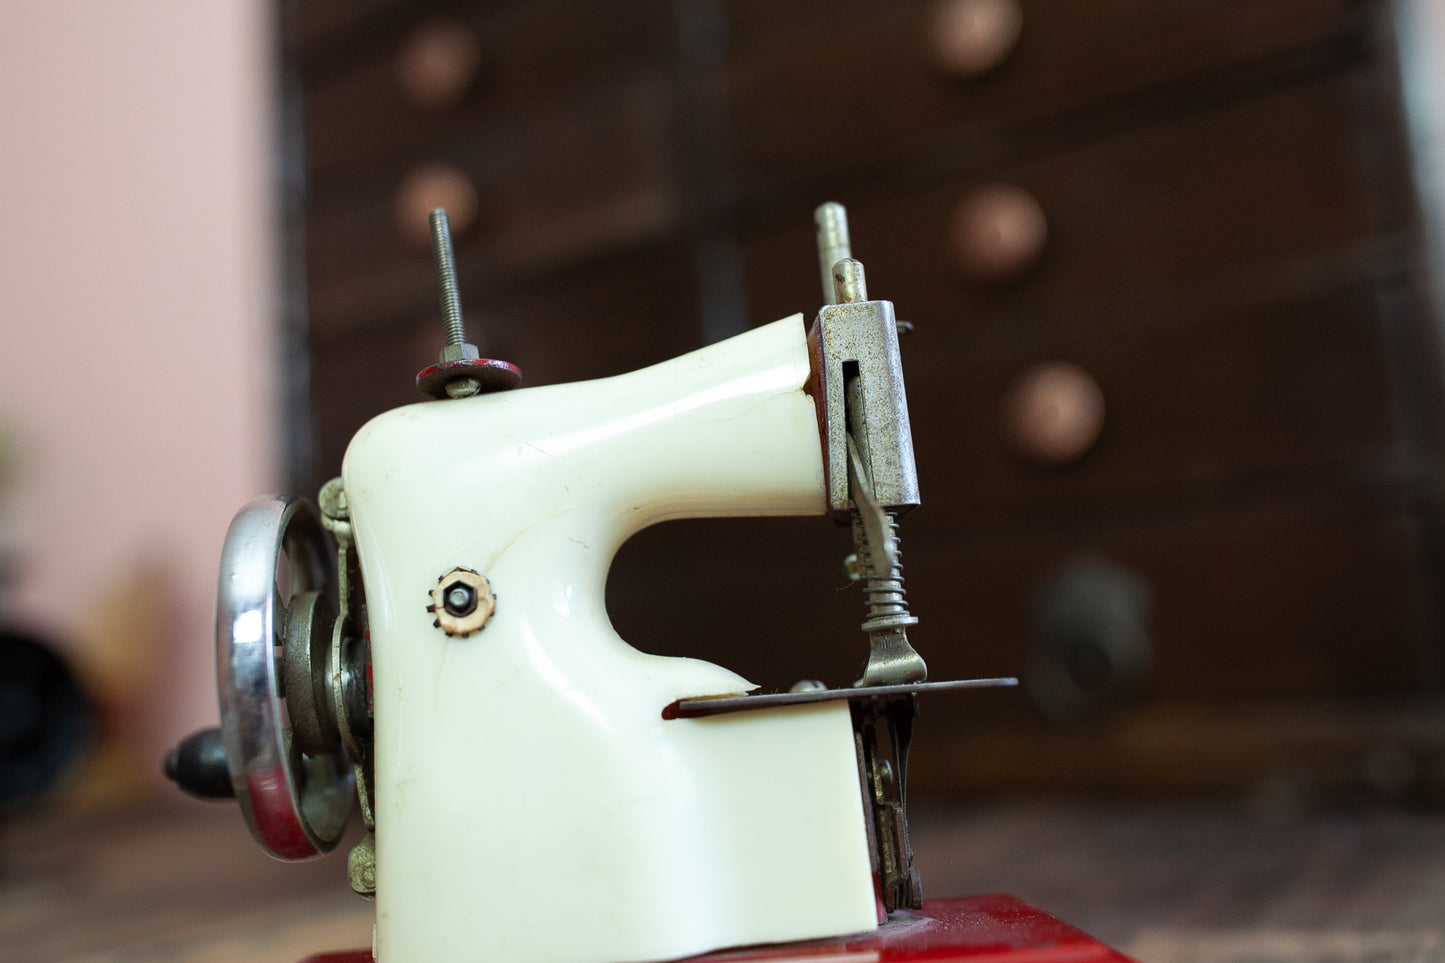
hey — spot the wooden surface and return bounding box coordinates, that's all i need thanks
[4,797,1445,961]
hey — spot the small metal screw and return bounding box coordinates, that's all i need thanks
[443,582,477,617]
[429,208,481,398]
[431,208,465,348]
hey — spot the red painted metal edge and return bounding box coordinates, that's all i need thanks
[297,895,1133,963]
[415,357,523,398]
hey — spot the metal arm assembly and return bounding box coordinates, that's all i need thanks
[808,202,926,688]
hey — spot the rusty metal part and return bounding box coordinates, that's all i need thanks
[662,677,1017,719]
[319,478,374,832]
[854,695,923,912]
[846,433,897,575]
[281,589,340,757]
[317,477,349,529]
[427,567,495,637]
[329,619,371,761]
[801,203,933,914]
[807,203,925,683]
[833,257,869,305]
[348,830,377,900]
[848,436,926,686]
[808,206,919,515]
[810,291,917,512]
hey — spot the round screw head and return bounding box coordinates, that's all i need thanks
[444,376,482,399]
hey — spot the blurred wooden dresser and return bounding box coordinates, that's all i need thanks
[282,0,1445,793]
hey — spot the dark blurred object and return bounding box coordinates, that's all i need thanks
[1028,555,1153,723]
[284,0,1445,793]
[163,727,234,800]
[0,628,93,808]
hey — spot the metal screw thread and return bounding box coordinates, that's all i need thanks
[853,511,919,633]
[429,208,466,346]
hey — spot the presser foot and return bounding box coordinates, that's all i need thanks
[857,628,928,688]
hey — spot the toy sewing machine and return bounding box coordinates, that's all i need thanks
[166,204,1131,962]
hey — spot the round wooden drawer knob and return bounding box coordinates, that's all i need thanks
[929,0,1023,78]
[394,164,480,247]
[396,18,483,111]
[949,183,1047,284]
[1002,362,1105,466]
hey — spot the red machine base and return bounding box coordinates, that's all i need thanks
[300,894,1133,962]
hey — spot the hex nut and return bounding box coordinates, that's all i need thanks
[427,567,494,637]
[439,342,481,363]
[443,581,477,616]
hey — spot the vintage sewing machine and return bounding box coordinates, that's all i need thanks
[166,204,1131,962]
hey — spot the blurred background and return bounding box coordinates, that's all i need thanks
[7,0,1445,959]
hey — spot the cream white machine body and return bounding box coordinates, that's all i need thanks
[350,317,873,961]
[165,204,1014,963]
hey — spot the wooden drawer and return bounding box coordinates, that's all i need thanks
[308,243,700,477]
[744,68,1413,349]
[289,0,1445,733]
[911,280,1405,523]
[304,75,681,345]
[296,0,675,175]
[722,0,1369,198]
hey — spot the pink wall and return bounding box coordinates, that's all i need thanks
[0,2,277,783]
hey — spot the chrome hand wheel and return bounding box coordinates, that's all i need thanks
[217,494,354,860]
